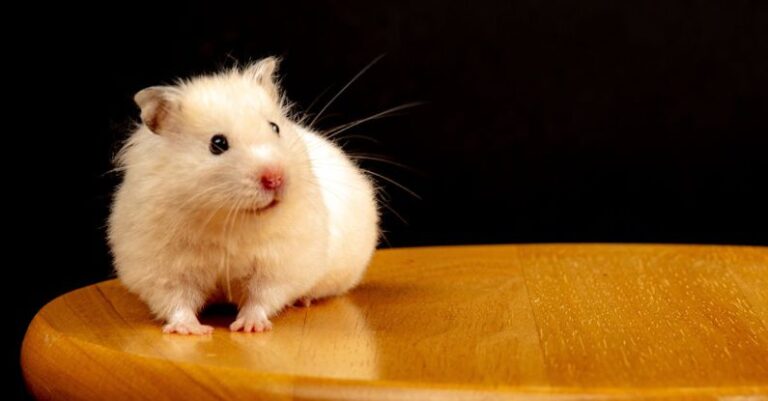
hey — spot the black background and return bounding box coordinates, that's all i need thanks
[14,1,767,398]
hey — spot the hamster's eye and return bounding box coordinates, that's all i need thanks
[209,134,229,155]
[269,122,280,136]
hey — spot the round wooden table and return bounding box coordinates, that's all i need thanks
[22,244,768,400]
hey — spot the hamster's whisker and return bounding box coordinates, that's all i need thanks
[106,160,161,174]
[198,192,239,232]
[349,154,418,172]
[153,188,225,240]
[294,175,347,204]
[297,166,407,232]
[293,170,405,229]
[323,102,423,142]
[172,183,234,212]
[378,228,393,248]
[378,200,409,226]
[309,54,385,128]
[327,134,381,145]
[359,169,421,200]
[369,184,407,226]
[221,196,246,302]
[302,85,333,118]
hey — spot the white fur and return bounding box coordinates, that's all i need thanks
[108,58,379,334]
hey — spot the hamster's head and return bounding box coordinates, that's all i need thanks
[126,57,308,216]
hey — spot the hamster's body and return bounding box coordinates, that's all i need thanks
[108,58,378,334]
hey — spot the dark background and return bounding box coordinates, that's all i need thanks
[14,1,767,398]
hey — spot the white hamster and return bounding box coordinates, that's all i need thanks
[108,57,379,334]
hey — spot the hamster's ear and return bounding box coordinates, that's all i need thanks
[245,57,281,101]
[134,86,180,134]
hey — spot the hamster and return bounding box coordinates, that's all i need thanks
[108,57,379,334]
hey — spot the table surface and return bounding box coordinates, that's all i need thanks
[22,244,768,400]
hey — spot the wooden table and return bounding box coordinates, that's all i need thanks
[22,244,768,400]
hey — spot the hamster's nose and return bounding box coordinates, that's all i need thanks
[259,167,284,190]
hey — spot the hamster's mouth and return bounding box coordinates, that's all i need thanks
[243,199,279,215]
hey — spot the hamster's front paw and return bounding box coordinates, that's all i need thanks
[162,321,214,335]
[230,306,273,333]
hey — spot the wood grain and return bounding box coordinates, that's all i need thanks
[21,244,768,400]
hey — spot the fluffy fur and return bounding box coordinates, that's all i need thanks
[108,58,379,334]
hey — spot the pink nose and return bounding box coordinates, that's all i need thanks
[260,168,284,190]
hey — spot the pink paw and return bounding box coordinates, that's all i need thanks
[230,306,273,333]
[229,316,272,333]
[162,321,214,335]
